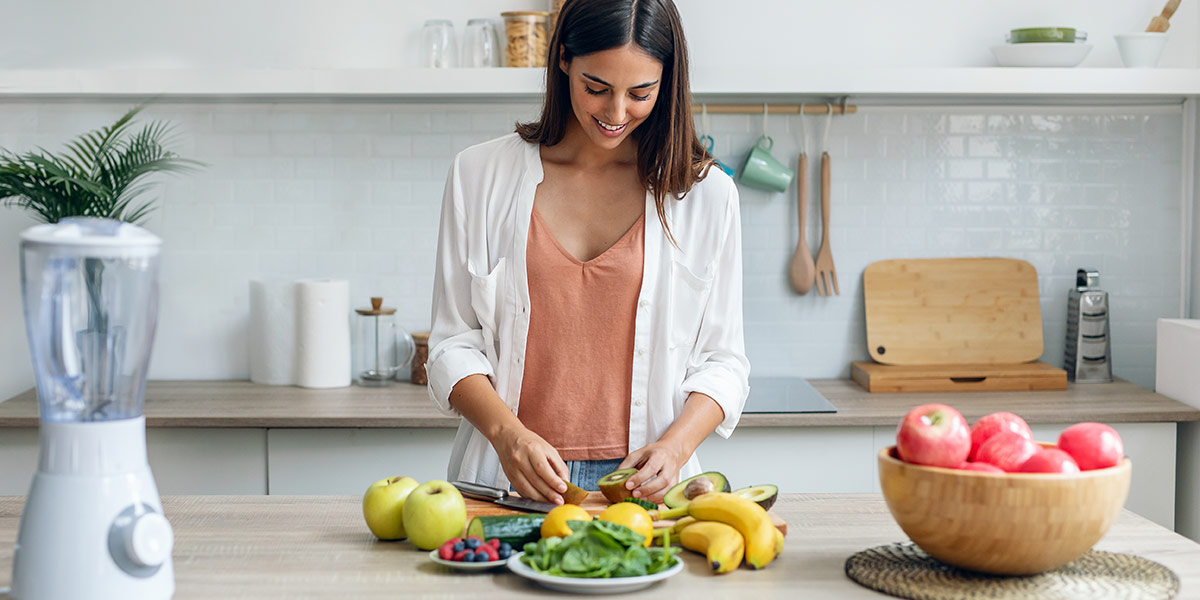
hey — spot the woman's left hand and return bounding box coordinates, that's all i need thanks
[617,441,688,504]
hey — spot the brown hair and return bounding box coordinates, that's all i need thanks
[516,0,713,242]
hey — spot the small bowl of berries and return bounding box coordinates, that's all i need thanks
[429,535,515,571]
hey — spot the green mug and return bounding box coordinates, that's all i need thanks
[739,136,793,193]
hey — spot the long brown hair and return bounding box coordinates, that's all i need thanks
[516,0,713,241]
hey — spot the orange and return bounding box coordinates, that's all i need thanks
[598,503,654,547]
[541,504,592,538]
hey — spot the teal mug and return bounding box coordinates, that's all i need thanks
[739,135,793,193]
[701,135,735,177]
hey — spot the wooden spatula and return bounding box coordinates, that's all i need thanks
[788,153,815,294]
[814,152,839,296]
[1147,0,1182,32]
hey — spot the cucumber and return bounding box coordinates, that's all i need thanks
[466,514,546,546]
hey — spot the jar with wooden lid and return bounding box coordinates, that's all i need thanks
[409,331,431,385]
[501,11,549,67]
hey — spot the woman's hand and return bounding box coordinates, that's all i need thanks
[617,440,688,504]
[494,425,570,505]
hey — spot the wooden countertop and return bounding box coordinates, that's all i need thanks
[1,378,1197,428]
[1,493,1197,599]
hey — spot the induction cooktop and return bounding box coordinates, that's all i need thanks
[742,377,837,414]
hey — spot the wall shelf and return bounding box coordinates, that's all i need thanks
[1,67,1198,104]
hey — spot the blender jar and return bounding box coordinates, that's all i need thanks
[353,297,415,386]
[20,218,162,422]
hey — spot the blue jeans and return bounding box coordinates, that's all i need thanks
[566,458,625,491]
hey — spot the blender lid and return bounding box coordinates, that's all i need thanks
[20,217,162,253]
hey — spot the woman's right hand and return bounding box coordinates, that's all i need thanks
[493,425,570,505]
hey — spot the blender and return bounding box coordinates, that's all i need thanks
[12,218,174,599]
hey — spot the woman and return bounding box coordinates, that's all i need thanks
[426,0,749,505]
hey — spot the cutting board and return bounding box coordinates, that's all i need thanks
[464,492,787,536]
[863,258,1044,366]
[851,361,1067,393]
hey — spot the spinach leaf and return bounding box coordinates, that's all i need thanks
[520,520,679,579]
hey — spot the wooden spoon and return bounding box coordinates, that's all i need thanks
[1147,0,1181,32]
[788,153,815,295]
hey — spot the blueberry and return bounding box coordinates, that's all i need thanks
[475,552,491,562]
[453,541,464,552]
[461,550,475,562]
[465,538,480,549]
[499,542,511,553]
[498,548,511,560]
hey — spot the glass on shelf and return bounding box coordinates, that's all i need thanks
[463,18,501,68]
[422,19,459,68]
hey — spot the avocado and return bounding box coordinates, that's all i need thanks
[731,484,779,511]
[597,468,639,504]
[663,471,730,508]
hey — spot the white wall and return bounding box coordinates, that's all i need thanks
[0,0,1195,69]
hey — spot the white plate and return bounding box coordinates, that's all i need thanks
[506,551,685,594]
[990,43,1092,67]
[428,548,508,571]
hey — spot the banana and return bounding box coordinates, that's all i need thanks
[678,520,745,574]
[686,492,779,569]
[774,527,785,556]
[670,516,697,534]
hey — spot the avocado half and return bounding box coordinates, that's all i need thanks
[597,468,639,504]
[663,471,730,508]
[731,484,779,511]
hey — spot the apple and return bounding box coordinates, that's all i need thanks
[1018,448,1081,474]
[362,476,420,540]
[895,403,971,468]
[1057,422,1124,470]
[974,431,1040,472]
[401,479,468,550]
[960,461,1005,474]
[969,412,1033,462]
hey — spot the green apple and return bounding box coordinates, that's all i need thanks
[401,479,467,550]
[362,476,420,540]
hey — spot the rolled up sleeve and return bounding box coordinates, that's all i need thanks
[426,155,495,416]
[679,184,751,438]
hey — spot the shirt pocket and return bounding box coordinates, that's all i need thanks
[468,257,507,364]
[669,258,714,351]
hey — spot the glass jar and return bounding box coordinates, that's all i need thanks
[463,18,501,67]
[548,0,567,41]
[501,11,549,67]
[422,19,459,68]
[409,330,430,385]
[353,297,415,387]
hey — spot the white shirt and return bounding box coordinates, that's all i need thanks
[426,133,750,490]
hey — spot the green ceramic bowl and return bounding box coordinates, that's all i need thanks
[1008,27,1078,43]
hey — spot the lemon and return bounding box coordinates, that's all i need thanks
[598,502,654,547]
[541,504,592,538]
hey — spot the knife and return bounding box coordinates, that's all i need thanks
[452,480,559,514]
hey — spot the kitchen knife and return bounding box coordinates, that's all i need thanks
[451,480,559,513]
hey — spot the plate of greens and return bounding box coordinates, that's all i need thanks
[507,520,683,594]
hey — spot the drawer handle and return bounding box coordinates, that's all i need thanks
[950,377,987,383]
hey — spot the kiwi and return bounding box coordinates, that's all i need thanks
[562,481,589,505]
[597,468,638,504]
[731,484,779,511]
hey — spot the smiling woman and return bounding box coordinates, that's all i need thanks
[426,0,750,509]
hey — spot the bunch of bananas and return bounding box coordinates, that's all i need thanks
[667,493,784,574]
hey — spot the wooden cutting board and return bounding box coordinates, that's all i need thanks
[851,361,1067,393]
[863,258,1044,366]
[465,492,788,536]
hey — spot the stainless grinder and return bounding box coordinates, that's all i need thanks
[1064,268,1113,383]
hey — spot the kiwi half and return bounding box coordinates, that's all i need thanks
[562,481,589,505]
[597,468,638,504]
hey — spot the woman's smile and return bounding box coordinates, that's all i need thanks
[593,117,628,137]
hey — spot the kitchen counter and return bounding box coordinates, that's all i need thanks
[1,378,1196,428]
[1,493,1197,599]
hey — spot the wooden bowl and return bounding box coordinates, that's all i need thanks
[878,444,1131,575]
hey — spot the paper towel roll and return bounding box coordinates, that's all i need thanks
[248,279,297,386]
[294,278,352,389]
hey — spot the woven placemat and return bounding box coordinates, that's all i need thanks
[844,542,1179,600]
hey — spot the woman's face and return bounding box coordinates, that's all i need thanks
[560,43,664,152]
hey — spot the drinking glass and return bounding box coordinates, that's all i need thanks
[462,18,501,67]
[422,19,458,68]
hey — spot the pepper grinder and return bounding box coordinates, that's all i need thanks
[353,297,415,387]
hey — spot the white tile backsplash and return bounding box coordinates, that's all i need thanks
[0,102,1185,390]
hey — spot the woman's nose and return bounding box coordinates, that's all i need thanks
[606,97,628,123]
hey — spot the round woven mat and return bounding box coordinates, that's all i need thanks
[844,542,1179,600]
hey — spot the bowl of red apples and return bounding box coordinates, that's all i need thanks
[878,403,1131,575]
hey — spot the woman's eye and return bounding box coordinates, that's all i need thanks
[631,93,651,102]
[584,86,607,96]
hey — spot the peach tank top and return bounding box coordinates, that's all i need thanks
[517,207,645,460]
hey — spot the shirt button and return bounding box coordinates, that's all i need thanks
[636,347,646,356]
[638,299,649,309]
[634,399,644,407]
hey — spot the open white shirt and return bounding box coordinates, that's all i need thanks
[427,133,750,490]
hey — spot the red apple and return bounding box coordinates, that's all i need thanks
[974,431,1040,472]
[969,412,1033,461]
[1057,423,1124,470]
[1018,448,1081,474]
[960,462,1005,474]
[895,403,971,468]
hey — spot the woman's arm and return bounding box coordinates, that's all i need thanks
[449,374,570,505]
[617,391,724,503]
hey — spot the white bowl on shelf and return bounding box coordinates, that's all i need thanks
[990,42,1093,67]
[1114,33,1168,68]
